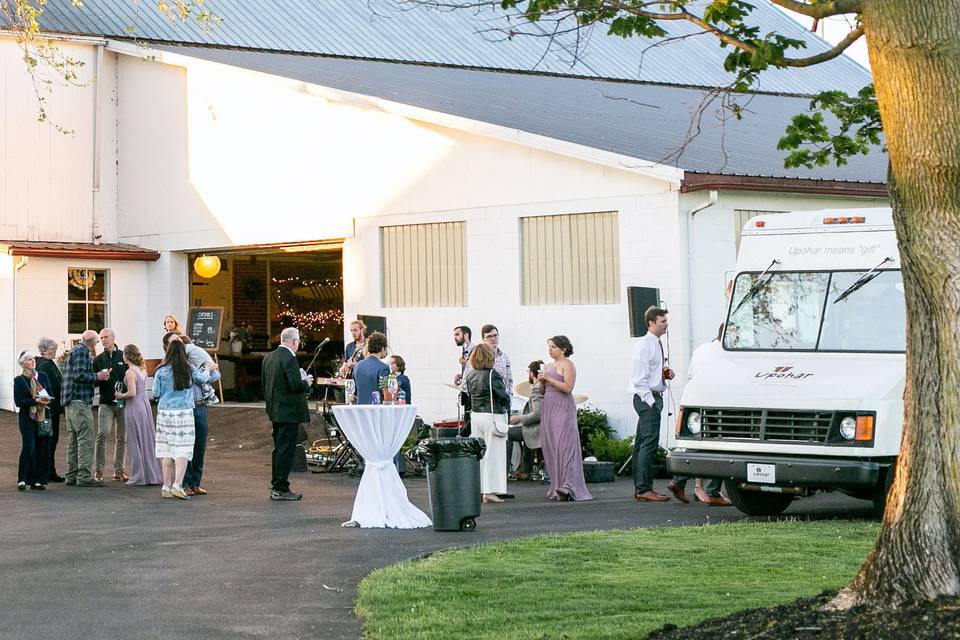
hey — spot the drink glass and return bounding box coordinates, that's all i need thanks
[345,379,356,405]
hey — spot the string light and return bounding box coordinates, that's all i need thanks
[270,274,344,332]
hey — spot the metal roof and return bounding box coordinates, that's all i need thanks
[156,45,886,184]
[25,0,872,95]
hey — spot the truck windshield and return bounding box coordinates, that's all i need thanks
[724,270,905,352]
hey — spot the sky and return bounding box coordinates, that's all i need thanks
[778,9,871,69]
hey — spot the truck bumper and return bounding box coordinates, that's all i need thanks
[667,451,883,488]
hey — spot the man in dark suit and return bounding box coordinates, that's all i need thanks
[353,331,389,405]
[262,327,313,501]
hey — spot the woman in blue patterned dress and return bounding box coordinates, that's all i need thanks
[152,339,212,500]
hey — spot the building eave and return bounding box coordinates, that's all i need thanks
[681,173,888,199]
[1,241,161,261]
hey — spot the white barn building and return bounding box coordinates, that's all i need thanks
[0,1,886,434]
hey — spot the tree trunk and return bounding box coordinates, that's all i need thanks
[832,0,960,609]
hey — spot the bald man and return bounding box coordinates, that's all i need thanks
[62,330,111,487]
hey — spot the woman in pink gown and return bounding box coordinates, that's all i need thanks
[114,344,164,486]
[539,336,592,502]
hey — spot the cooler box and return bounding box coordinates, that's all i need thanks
[432,419,464,440]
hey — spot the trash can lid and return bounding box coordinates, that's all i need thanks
[417,437,486,469]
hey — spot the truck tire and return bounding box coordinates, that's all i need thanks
[724,480,794,516]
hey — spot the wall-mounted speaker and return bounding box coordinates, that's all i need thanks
[359,314,387,337]
[627,287,661,337]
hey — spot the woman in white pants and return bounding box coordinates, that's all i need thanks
[464,343,510,504]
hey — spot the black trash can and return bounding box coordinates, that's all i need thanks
[417,437,485,532]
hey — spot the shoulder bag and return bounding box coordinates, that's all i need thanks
[37,416,53,438]
[489,369,510,437]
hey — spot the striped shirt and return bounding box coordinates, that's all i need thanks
[61,342,100,405]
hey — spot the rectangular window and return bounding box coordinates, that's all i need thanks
[381,222,466,308]
[520,211,620,305]
[67,268,109,333]
[735,209,786,253]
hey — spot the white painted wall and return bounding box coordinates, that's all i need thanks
[1,257,149,410]
[345,186,683,436]
[0,38,117,243]
[112,49,685,433]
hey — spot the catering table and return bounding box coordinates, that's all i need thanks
[331,405,432,529]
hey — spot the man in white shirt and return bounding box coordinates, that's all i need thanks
[629,307,674,502]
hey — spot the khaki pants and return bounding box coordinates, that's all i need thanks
[96,404,126,473]
[65,403,95,483]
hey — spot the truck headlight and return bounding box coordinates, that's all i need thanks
[687,411,702,435]
[839,416,857,440]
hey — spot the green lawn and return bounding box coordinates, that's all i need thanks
[355,521,879,640]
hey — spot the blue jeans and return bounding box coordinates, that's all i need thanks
[632,394,662,494]
[183,406,208,488]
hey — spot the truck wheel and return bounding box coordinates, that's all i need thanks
[725,480,794,516]
[871,466,895,519]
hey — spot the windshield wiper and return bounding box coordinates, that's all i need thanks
[833,257,895,304]
[731,259,781,315]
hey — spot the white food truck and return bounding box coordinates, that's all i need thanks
[668,208,905,516]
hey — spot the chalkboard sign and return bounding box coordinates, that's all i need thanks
[187,307,224,351]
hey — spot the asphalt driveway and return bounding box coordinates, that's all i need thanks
[0,408,873,640]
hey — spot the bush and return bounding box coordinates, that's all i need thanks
[587,433,633,467]
[577,406,613,457]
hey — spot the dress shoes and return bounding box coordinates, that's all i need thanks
[30,483,47,491]
[270,490,303,501]
[183,487,195,496]
[667,481,689,504]
[114,472,129,482]
[94,471,104,482]
[635,490,670,502]
[49,473,65,483]
[704,495,733,507]
[191,486,208,496]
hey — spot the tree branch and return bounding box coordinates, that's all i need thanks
[768,0,863,20]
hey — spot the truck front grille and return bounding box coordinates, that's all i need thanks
[700,408,833,443]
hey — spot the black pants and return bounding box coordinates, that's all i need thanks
[271,422,299,492]
[184,406,208,489]
[632,394,663,494]
[46,409,61,478]
[19,421,50,486]
[459,392,472,437]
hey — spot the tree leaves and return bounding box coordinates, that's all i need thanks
[778,85,883,168]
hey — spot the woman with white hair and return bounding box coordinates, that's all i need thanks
[13,350,53,491]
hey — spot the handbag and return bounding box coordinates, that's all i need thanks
[489,370,510,437]
[37,416,53,438]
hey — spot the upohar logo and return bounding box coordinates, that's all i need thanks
[755,365,814,380]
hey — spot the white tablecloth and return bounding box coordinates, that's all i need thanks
[332,405,432,529]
